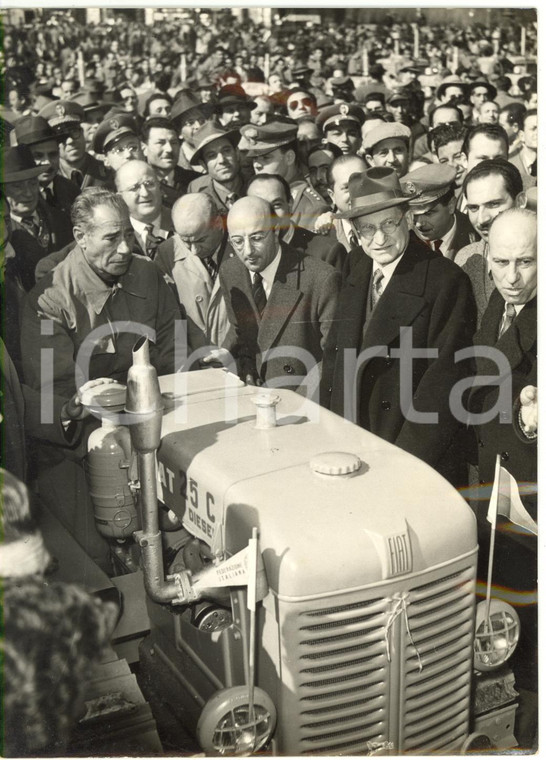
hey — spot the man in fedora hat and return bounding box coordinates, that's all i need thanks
[187,122,244,215]
[215,84,257,131]
[2,145,74,291]
[171,89,213,172]
[468,80,498,125]
[320,166,476,485]
[39,100,112,190]
[14,114,80,216]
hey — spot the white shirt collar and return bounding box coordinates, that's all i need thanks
[253,245,282,299]
[373,252,403,291]
[131,214,162,237]
[282,223,295,245]
[11,210,39,224]
[436,216,457,255]
[505,302,525,316]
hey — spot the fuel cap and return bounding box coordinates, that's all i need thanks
[310,452,362,476]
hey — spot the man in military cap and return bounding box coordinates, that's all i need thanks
[401,163,477,260]
[92,112,144,171]
[69,87,111,153]
[14,115,80,216]
[187,122,244,215]
[316,103,365,156]
[39,100,112,189]
[170,90,213,171]
[363,122,412,178]
[320,166,476,485]
[239,120,328,231]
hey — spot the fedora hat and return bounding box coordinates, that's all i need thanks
[468,80,497,101]
[2,145,43,183]
[436,76,469,101]
[214,84,257,112]
[190,121,241,165]
[171,89,213,126]
[14,115,67,146]
[338,166,416,219]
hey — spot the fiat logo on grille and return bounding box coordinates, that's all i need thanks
[387,531,413,576]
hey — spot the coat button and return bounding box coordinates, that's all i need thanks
[479,479,485,485]
[335,345,338,352]
[501,451,510,462]
[327,387,332,394]
[195,295,203,303]
[283,364,295,374]
[385,358,393,367]
[478,439,484,448]
[381,400,391,411]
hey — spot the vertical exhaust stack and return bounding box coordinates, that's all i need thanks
[126,337,188,604]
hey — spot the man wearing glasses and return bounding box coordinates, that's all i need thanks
[92,113,144,172]
[204,196,339,391]
[320,167,476,486]
[39,100,112,190]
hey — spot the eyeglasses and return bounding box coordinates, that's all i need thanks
[229,230,272,250]
[109,143,140,156]
[64,128,83,140]
[121,179,158,193]
[288,98,313,110]
[354,215,404,240]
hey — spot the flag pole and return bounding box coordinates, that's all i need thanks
[247,528,259,749]
[485,454,501,630]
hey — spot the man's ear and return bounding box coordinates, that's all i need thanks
[73,226,86,249]
[365,152,375,167]
[327,188,335,207]
[285,148,296,167]
[515,191,527,208]
[141,141,148,158]
[460,152,468,170]
[447,195,457,215]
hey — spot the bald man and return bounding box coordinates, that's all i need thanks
[206,196,340,392]
[115,160,172,257]
[154,194,233,356]
[467,208,537,747]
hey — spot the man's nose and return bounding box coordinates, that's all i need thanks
[385,150,396,163]
[478,207,492,226]
[506,263,520,284]
[118,237,131,254]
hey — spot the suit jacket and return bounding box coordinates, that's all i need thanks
[219,242,340,390]
[187,174,244,215]
[43,174,81,215]
[154,233,234,356]
[288,225,346,272]
[60,152,113,190]
[509,146,537,191]
[10,199,74,291]
[159,165,200,209]
[321,232,477,477]
[447,210,479,261]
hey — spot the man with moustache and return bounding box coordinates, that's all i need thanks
[320,167,476,485]
[455,159,526,323]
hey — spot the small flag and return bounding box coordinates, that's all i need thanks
[192,539,269,601]
[487,464,537,536]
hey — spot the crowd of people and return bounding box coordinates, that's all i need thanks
[0,8,538,755]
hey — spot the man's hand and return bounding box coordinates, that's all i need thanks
[61,378,117,422]
[313,211,334,235]
[200,348,233,369]
[520,385,538,435]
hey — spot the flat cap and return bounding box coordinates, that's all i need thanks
[400,164,457,207]
[92,113,139,154]
[363,122,412,153]
[239,121,297,158]
[38,100,85,131]
[316,103,365,131]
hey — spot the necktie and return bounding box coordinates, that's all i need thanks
[20,216,39,237]
[71,169,84,188]
[201,256,217,281]
[144,224,162,259]
[252,272,267,316]
[226,192,239,208]
[498,302,516,339]
[41,186,55,206]
[348,230,358,250]
[433,239,443,252]
[371,268,384,309]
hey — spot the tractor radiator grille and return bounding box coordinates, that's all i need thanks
[401,564,476,753]
[277,558,476,755]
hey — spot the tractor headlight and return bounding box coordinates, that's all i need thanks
[474,599,520,672]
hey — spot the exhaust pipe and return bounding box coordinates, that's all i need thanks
[126,337,194,605]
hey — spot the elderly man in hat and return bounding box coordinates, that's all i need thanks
[171,89,213,171]
[2,146,74,291]
[39,100,112,189]
[14,114,80,215]
[320,167,476,485]
[316,103,365,156]
[92,112,144,172]
[401,163,477,260]
[187,122,244,215]
[363,122,412,178]
[239,120,328,231]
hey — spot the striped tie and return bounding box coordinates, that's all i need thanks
[371,268,384,309]
[252,272,267,316]
[498,302,516,339]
